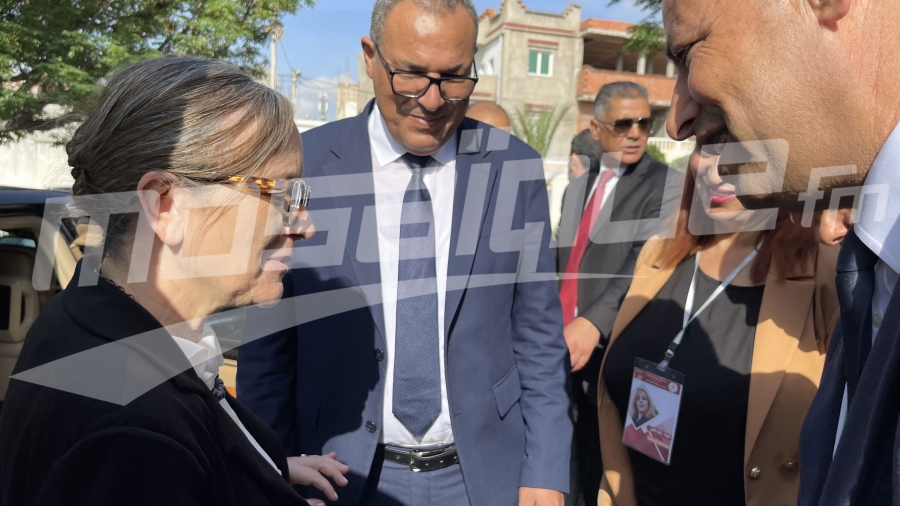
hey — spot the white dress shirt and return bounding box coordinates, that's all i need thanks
[833,120,900,453]
[584,162,625,213]
[570,163,624,325]
[172,325,281,474]
[368,105,457,448]
[576,163,624,395]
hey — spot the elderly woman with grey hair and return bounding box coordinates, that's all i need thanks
[0,56,347,506]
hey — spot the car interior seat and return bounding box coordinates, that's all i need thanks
[0,245,41,405]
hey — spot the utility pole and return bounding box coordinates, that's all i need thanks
[290,71,302,114]
[269,36,277,89]
[318,93,329,121]
[267,24,284,90]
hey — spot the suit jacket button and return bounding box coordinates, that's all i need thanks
[783,460,798,470]
[366,421,377,433]
[374,348,385,361]
[749,467,762,480]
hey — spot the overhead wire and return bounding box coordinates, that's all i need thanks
[279,39,297,73]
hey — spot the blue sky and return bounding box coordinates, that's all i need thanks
[278,1,648,120]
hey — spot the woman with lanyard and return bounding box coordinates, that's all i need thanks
[595,146,840,506]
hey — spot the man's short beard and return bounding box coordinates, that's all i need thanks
[735,191,803,213]
[736,173,867,213]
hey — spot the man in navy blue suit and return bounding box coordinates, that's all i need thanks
[662,0,900,504]
[237,1,571,505]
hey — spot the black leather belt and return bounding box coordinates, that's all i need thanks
[381,444,459,472]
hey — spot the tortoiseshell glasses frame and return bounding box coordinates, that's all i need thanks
[215,175,311,227]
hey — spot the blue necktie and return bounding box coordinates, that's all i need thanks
[836,229,879,402]
[392,153,442,437]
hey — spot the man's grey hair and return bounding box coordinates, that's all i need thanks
[371,0,479,47]
[593,81,650,119]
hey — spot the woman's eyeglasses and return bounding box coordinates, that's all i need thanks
[601,117,654,136]
[216,175,311,227]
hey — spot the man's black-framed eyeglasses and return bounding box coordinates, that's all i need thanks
[374,43,478,101]
[601,117,654,136]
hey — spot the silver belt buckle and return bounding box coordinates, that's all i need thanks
[410,449,426,473]
[409,445,457,473]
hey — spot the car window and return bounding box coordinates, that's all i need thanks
[0,229,37,249]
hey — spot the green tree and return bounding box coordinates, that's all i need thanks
[623,22,665,58]
[0,0,313,143]
[608,0,665,58]
[609,0,662,17]
[645,142,666,164]
[511,103,573,158]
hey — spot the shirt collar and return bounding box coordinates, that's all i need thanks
[591,151,629,177]
[855,120,900,273]
[171,324,224,391]
[369,104,457,168]
[600,159,625,177]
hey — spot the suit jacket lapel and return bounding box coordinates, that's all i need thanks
[213,395,302,502]
[314,101,386,344]
[320,111,497,343]
[445,121,498,338]
[611,243,819,469]
[835,231,878,400]
[824,277,900,503]
[557,174,589,255]
[744,261,816,466]
[586,154,650,245]
[608,244,675,345]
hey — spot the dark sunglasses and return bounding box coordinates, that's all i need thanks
[601,117,654,135]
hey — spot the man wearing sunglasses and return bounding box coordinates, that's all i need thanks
[557,81,678,506]
[237,1,570,506]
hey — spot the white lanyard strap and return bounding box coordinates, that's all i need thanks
[657,248,759,372]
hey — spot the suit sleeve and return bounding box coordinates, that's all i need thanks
[581,169,683,339]
[236,272,298,453]
[38,428,207,506]
[511,162,573,492]
[556,186,568,274]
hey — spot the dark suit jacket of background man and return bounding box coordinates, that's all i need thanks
[237,101,572,506]
[556,153,678,399]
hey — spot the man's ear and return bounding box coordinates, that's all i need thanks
[808,0,852,31]
[589,119,602,143]
[136,171,184,248]
[819,208,854,245]
[362,36,376,79]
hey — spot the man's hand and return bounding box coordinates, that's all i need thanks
[519,487,564,506]
[287,452,350,505]
[564,316,601,372]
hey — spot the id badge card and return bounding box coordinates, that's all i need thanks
[621,358,684,465]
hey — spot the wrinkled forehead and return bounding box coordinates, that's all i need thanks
[663,0,717,44]
[380,2,476,66]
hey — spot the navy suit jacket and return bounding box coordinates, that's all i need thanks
[799,237,900,505]
[237,102,572,506]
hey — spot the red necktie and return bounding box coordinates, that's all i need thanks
[560,170,616,326]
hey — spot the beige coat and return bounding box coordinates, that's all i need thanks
[597,239,840,506]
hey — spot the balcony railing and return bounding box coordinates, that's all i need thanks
[648,137,695,165]
[578,66,676,106]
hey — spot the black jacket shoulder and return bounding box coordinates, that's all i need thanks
[0,271,305,506]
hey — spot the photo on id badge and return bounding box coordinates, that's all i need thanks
[622,358,684,465]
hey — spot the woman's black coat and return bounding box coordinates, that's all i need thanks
[0,265,308,506]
